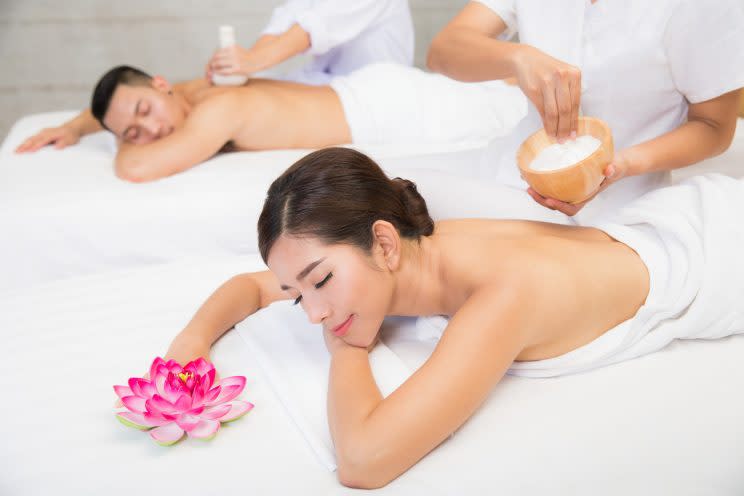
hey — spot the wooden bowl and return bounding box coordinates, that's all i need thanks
[516,117,614,204]
[738,90,744,118]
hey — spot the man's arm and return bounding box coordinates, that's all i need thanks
[115,92,245,182]
[15,109,103,153]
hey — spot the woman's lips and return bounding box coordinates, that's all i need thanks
[331,315,354,337]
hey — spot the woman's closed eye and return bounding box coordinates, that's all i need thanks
[292,272,333,306]
[315,272,333,289]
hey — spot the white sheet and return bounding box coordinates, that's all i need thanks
[0,112,567,292]
[2,255,744,495]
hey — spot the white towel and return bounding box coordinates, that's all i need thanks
[420,174,744,377]
[235,301,412,471]
[330,63,526,146]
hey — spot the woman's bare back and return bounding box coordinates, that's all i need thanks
[432,219,650,361]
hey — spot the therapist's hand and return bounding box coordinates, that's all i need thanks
[15,125,81,153]
[207,45,259,79]
[513,45,582,142]
[527,150,633,216]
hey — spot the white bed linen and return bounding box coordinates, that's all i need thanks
[2,255,743,495]
[0,111,567,292]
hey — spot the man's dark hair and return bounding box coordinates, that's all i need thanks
[90,65,152,129]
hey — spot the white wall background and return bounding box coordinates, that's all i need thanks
[0,0,466,141]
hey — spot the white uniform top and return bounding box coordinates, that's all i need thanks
[476,0,744,223]
[262,0,414,85]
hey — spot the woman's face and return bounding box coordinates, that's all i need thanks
[267,234,394,348]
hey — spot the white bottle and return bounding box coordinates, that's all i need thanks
[211,25,249,86]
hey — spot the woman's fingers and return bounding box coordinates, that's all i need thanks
[555,72,573,141]
[569,72,581,138]
[540,82,559,139]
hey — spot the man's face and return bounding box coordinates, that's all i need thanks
[103,80,186,144]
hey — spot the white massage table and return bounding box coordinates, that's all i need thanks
[2,113,742,293]
[0,111,501,293]
[2,113,744,495]
[1,254,743,495]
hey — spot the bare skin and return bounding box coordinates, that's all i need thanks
[165,218,649,488]
[16,76,350,182]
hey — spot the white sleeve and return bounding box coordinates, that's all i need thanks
[473,0,518,41]
[664,0,744,103]
[294,0,396,55]
[262,0,313,36]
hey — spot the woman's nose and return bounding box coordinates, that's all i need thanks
[305,299,330,325]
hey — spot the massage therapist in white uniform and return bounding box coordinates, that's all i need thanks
[207,0,414,86]
[428,0,744,222]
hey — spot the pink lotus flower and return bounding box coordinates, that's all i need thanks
[114,357,253,445]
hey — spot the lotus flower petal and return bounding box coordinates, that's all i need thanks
[147,395,177,415]
[184,358,213,378]
[206,376,246,406]
[154,370,167,395]
[205,368,216,389]
[113,385,133,400]
[129,378,156,399]
[201,403,232,420]
[116,411,154,430]
[164,359,182,373]
[121,395,148,414]
[186,405,205,416]
[163,374,186,403]
[191,378,206,407]
[149,422,185,446]
[186,419,220,440]
[175,413,201,431]
[219,401,254,422]
[143,411,172,427]
[174,395,192,412]
[204,385,221,404]
[148,357,166,379]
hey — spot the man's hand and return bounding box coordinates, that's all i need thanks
[527,149,633,216]
[15,125,81,153]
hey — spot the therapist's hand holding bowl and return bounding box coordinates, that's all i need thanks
[518,117,617,213]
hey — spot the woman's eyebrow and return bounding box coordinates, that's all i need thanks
[279,257,326,291]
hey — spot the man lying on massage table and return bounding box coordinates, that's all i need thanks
[14,64,524,182]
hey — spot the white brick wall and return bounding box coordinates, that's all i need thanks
[0,0,466,140]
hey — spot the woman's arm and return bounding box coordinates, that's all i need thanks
[622,89,741,176]
[531,88,742,216]
[325,278,536,488]
[165,271,289,365]
[208,24,311,78]
[427,1,581,140]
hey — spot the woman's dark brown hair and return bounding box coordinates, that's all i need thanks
[258,147,434,262]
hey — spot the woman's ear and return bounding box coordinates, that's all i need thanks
[371,220,401,271]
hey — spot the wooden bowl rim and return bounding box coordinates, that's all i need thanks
[517,117,612,176]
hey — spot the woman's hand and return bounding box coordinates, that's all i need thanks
[527,149,634,216]
[323,327,379,355]
[15,125,81,153]
[513,45,582,142]
[164,330,213,366]
[207,45,258,79]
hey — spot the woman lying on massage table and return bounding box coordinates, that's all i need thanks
[163,147,744,488]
